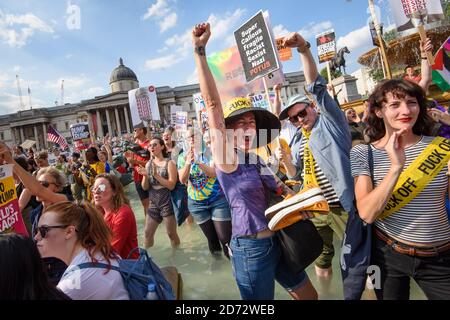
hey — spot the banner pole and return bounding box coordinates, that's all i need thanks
[368,0,392,79]
[262,76,280,148]
[326,61,332,84]
[417,24,434,66]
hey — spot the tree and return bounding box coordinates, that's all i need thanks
[369,68,384,82]
[320,67,342,82]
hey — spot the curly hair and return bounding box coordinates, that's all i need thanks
[364,79,433,143]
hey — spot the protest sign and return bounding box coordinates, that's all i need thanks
[276,38,292,61]
[193,93,209,130]
[0,164,28,236]
[234,10,280,82]
[170,105,183,125]
[316,29,336,63]
[207,46,284,104]
[128,85,161,127]
[388,0,444,32]
[70,122,90,150]
[251,93,270,110]
[174,111,188,133]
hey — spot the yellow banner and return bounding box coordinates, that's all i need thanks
[379,137,450,220]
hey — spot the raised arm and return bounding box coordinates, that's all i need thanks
[192,23,235,173]
[418,38,433,93]
[272,84,282,116]
[283,33,318,85]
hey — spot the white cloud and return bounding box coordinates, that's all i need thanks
[0,9,54,48]
[143,0,177,33]
[45,75,89,90]
[298,21,333,40]
[12,65,21,72]
[143,0,171,20]
[0,72,9,88]
[65,53,73,59]
[0,92,45,114]
[185,68,198,85]
[207,9,245,39]
[145,54,185,71]
[159,12,177,33]
[337,25,372,52]
[273,24,290,38]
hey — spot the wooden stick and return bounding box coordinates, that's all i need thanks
[326,61,332,84]
[262,76,280,147]
[417,24,434,66]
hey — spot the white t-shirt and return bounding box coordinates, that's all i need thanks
[57,249,130,300]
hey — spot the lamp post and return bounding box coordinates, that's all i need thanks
[368,0,392,79]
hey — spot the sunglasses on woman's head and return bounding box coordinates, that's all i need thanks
[36,225,69,238]
[289,107,308,123]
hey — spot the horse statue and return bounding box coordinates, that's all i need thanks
[329,46,350,74]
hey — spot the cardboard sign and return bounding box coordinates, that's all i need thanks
[0,164,28,236]
[234,10,280,83]
[70,122,90,150]
[276,38,293,61]
[193,93,209,130]
[388,0,444,32]
[316,29,336,63]
[251,93,270,110]
[128,85,161,127]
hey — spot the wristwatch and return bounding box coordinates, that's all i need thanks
[195,46,206,56]
[297,41,311,53]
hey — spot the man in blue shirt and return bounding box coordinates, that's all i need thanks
[275,32,355,278]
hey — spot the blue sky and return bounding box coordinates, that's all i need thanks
[0,0,397,115]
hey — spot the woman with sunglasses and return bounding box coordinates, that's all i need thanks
[191,23,317,300]
[137,137,180,249]
[34,201,129,300]
[92,174,139,259]
[351,79,450,300]
[0,233,70,300]
[178,127,232,257]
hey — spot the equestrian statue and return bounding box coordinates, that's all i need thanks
[329,46,350,74]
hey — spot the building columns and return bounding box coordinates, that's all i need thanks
[123,106,131,133]
[33,125,40,150]
[42,123,48,149]
[114,107,122,135]
[105,108,112,136]
[87,112,94,137]
[19,127,25,144]
[96,110,104,138]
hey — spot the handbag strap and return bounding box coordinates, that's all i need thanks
[367,143,374,186]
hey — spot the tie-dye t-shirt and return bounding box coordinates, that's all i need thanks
[177,150,222,201]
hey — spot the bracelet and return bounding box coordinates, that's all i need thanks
[297,41,310,53]
[194,46,206,56]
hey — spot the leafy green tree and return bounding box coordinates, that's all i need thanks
[320,67,342,82]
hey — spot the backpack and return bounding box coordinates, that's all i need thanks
[77,248,175,300]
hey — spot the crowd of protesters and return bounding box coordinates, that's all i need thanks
[0,23,449,301]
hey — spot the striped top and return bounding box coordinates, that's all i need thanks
[351,136,450,244]
[299,137,340,205]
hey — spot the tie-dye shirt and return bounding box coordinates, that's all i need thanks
[177,149,222,201]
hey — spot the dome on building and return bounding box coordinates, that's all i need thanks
[109,58,138,84]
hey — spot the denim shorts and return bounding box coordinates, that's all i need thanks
[229,235,308,300]
[188,195,231,225]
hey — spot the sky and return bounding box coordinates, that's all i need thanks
[0,0,400,116]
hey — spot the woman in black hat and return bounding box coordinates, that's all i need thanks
[191,22,317,300]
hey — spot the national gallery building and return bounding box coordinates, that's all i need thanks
[0,58,306,150]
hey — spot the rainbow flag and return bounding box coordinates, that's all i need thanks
[432,36,450,92]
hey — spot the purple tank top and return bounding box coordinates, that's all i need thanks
[215,152,278,238]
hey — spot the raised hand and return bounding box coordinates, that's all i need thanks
[385,128,407,170]
[0,141,13,163]
[420,38,433,55]
[282,32,307,49]
[192,22,211,48]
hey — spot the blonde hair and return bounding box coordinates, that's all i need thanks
[36,167,66,191]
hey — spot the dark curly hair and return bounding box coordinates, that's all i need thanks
[365,79,433,143]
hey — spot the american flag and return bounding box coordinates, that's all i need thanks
[47,125,69,150]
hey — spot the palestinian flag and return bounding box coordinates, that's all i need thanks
[432,36,450,92]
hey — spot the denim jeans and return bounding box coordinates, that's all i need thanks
[372,236,450,300]
[188,195,231,224]
[230,235,308,300]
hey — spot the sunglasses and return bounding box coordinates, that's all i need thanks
[289,107,309,123]
[39,180,56,188]
[36,225,69,238]
[91,183,106,194]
